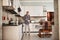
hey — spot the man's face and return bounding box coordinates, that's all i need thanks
[26,11,29,15]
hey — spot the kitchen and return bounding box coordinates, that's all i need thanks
[0,0,59,40]
[2,0,23,40]
[20,1,54,40]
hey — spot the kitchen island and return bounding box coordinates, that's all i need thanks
[2,24,23,40]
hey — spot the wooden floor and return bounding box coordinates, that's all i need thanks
[22,33,53,40]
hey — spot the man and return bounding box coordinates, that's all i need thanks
[24,11,30,35]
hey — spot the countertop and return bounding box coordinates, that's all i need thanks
[2,23,23,26]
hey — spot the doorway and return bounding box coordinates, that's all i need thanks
[20,0,59,40]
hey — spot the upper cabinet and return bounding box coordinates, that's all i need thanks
[3,0,14,10]
[3,0,13,6]
[3,0,21,14]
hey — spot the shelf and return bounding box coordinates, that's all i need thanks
[7,10,17,14]
[15,14,21,17]
[3,6,17,14]
[3,6,14,10]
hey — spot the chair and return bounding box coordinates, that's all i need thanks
[38,21,52,38]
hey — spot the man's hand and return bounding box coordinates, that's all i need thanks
[28,20,30,23]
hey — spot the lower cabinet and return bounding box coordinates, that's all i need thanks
[2,25,22,40]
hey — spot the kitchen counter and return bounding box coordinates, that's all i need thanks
[2,24,23,40]
[2,23,23,26]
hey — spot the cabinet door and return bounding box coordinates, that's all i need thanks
[18,25,22,40]
[3,0,11,6]
[3,26,22,40]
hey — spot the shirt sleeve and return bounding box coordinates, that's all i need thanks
[23,15,26,20]
[29,15,30,20]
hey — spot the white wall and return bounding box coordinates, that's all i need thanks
[20,6,47,21]
[2,10,16,24]
[20,2,54,16]
[20,1,54,12]
[20,6,44,16]
[3,0,10,6]
[0,0,2,40]
[52,0,59,40]
[44,3,54,12]
[58,0,60,40]
[20,0,54,12]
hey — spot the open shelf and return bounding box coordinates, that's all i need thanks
[3,6,14,10]
[15,14,21,17]
[3,6,18,14]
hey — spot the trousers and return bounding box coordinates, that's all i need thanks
[25,24,30,34]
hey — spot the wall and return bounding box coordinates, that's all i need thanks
[0,0,2,40]
[20,6,44,16]
[2,10,8,24]
[20,6,48,21]
[52,0,59,40]
[58,0,60,40]
[3,0,10,6]
[2,10,16,24]
[20,1,54,11]
[20,2,54,21]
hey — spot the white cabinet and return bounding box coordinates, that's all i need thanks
[3,25,22,40]
[3,0,11,6]
[2,0,14,10]
[2,0,21,13]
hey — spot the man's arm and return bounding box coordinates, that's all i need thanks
[28,15,31,23]
[23,15,26,20]
[29,15,30,20]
